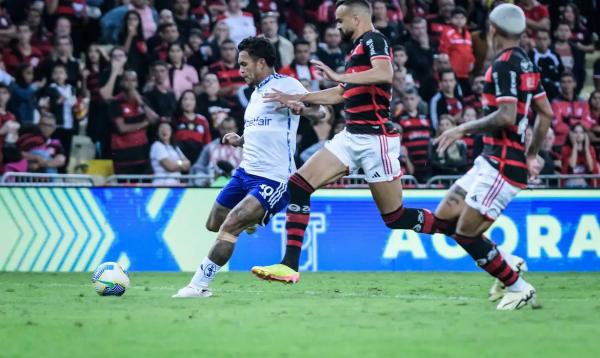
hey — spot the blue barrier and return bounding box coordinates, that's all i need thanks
[0,188,598,272]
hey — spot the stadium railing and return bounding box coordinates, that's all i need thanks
[0,172,97,186]
[105,174,214,187]
[426,175,463,188]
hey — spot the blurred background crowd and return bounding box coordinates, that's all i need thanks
[0,0,599,187]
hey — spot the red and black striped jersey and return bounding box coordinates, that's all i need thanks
[342,31,397,136]
[394,111,433,171]
[209,61,245,89]
[481,47,546,188]
[109,95,149,171]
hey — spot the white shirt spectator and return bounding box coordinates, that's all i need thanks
[150,141,187,185]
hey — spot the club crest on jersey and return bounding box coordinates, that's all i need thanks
[520,59,533,73]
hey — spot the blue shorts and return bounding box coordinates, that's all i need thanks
[216,167,289,225]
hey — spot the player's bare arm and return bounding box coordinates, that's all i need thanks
[263,85,344,106]
[526,96,553,178]
[311,58,393,85]
[222,132,244,147]
[434,101,517,153]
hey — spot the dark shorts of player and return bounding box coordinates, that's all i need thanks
[216,167,289,226]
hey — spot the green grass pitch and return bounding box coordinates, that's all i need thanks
[1,272,599,358]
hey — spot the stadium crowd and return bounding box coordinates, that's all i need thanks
[0,0,599,187]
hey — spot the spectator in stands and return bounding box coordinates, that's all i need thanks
[259,12,293,69]
[427,0,454,48]
[185,28,213,73]
[196,73,228,137]
[530,30,563,101]
[27,7,51,56]
[519,0,550,35]
[539,127,561,175]
[0,53,13,86]
[99,47,128,101]
[316,25,345,76]
[40,63,78,163]
[395,87,433,181]
[299,105,335,164]
[144,61,177,123]
[553,22,586,95]
[148,22,180,63]
[191,116,243,184]
[471,18,491,76]
[552,72,593,148]
[109,70,159,175]
[0,83,18,172]
[173,0,201,42]
[372,0,402,45]
[392,45,415,89]
[561,123,600,187]
[36,35,80,88]
[150,121,191,185]
[458,106,479,166]
[462,74,484,117]
[82,43,111,158]
[209,39,244,98]
[438,6,474,95]
[118,11,148,85]
[405,17,435,101]
[19,113,66,173]
[218,0,256,46]
[101,0,159,44]
[9,64,43,125]
[279,39,320,91]
[166,42,199,99]
[0,1,15,48]
[594,58,600,91]
[2,22,43,76]
[302,23,320,60]
[430,68,463,129]
[428,114,467,176]
[561,3,594,54]
[205,20,231,62]
[173,89,211,164]
[587,90,600,156]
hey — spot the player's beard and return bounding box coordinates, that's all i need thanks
[340,28,354,42]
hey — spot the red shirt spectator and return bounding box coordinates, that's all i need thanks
[438,7,474,81]
[552,74,594,147]
[2,23,44,75]
[208,40,245,96]
[174,90,212,164]
[561,124,600,187]
[519,0,550,36]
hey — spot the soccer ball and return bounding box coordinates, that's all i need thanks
[91,262,130,296]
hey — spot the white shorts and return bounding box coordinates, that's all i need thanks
[324,129,402,183]
[454,156,521,220]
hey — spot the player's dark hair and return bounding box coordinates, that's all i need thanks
[237,36,277,68]
[335,0,371,12]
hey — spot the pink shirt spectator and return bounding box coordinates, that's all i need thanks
[169,64,199,99]
[130,4,157,40]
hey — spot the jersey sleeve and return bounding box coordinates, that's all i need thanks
[491,61,518,103]
[363,32,391,62]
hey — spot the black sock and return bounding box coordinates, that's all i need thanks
[281,173,314,271]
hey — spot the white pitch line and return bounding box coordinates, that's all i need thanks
[0,281,595,302]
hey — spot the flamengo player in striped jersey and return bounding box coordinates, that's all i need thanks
[173,37,326,298]
[252,0,447,283]
[433,4,554,310]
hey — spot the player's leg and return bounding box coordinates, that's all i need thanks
[452,165,537,310]
[174,194,266,297]
[362,135,439,233]
[205,202,231,232]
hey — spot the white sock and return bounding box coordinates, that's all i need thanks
[507,276,528,292]
[190,257,221,289]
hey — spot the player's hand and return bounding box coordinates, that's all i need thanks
[433,127,464,155]
[222,132,243,147]
[310,59,341,82]
[279,100,305,115]
[527,154,544,181]
[263,88,304,104]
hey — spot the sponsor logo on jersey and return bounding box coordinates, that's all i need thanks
[245,116,272,128]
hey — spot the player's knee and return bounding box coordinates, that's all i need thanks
[220,209,249,235]
[205,220,220,233]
